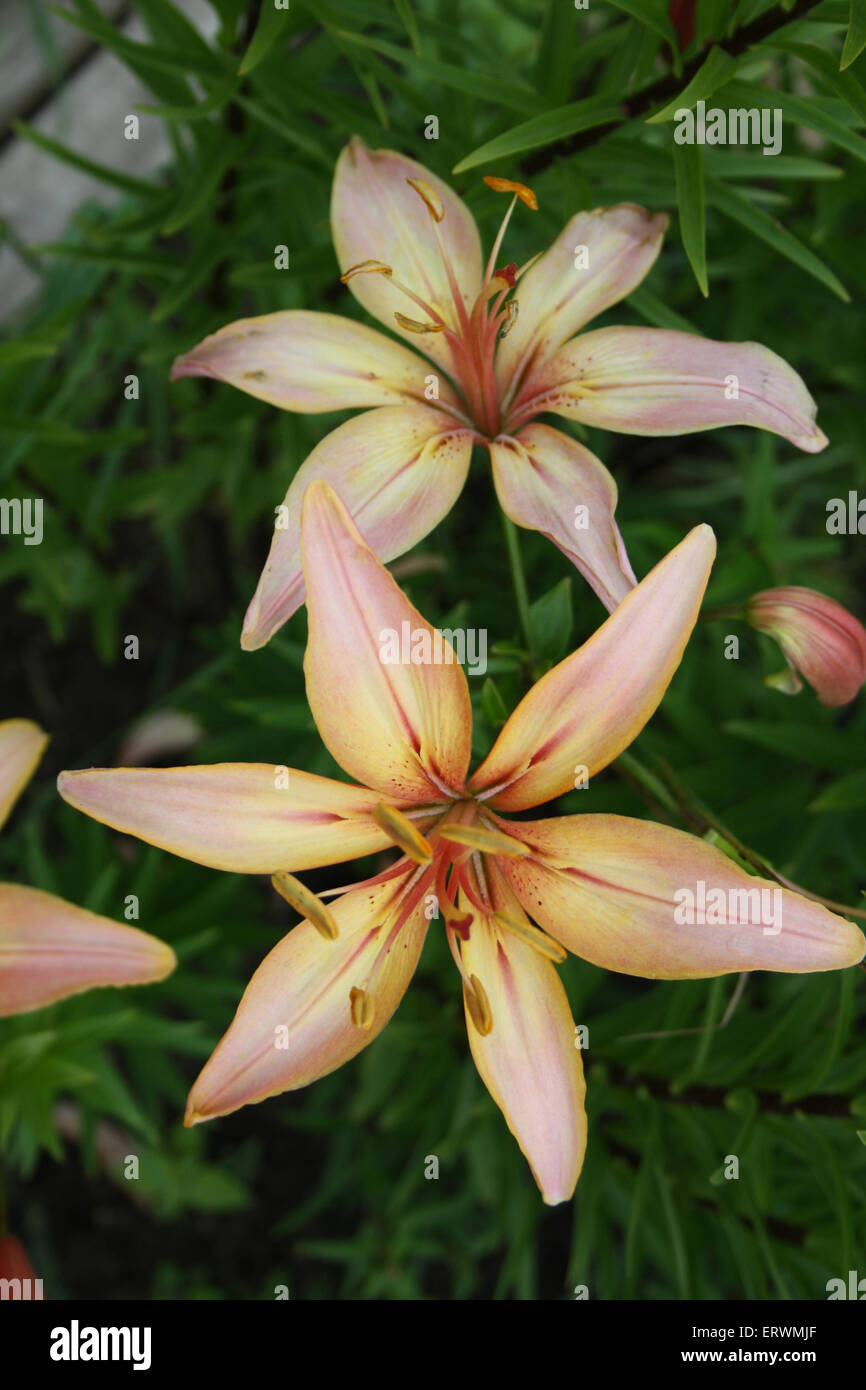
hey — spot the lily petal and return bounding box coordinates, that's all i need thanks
[0,719,48,832]
[57,765,394,873]
[498,203,668,401]
[171,311,443,413]
[0,884,176,1016]
[331,137,482,373]
[489,424,636,613]
[515,327,827,453]
[501,815,866,977]
[302,482,473,802]
[469,524,715,811]
[242,404,474,650]
[459,877,586,1205]
[185,874,428,1123]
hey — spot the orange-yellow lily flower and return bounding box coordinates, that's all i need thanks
[172,138,827,651]
[0,720,176,1016]
[57,488,862,1204]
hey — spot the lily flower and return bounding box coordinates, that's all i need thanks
[57,488,862,1204]
[0,720,176,1016]
[746,586,866,706]
[172,138,827,651]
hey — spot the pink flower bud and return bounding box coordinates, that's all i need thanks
[746,586,866,707]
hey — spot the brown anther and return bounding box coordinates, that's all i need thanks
[340,259,393,283]
[394,311,445,334]
[499,299,519,339]
[406,177,445,222]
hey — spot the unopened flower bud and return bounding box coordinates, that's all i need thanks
[746,586,866,707]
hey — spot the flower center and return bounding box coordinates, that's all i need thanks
[340,175,538,440]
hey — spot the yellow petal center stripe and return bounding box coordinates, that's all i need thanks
[482,175,538,211]
[493,911,567,964]
[372,803,433,865]
[405,177,445,222]
[464,973,493,1036]
[271,872,339,941]
[350,986,375,1029]
[438,824,530,857]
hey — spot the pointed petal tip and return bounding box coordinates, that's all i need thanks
[170,354,212,383]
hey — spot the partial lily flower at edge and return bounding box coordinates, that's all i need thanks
[0,720,176,1017]
[746,586,866,707]
[57,488,863,1205]
[171,137,827,651]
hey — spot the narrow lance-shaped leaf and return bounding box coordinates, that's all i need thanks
[646,46,738,123]
[705,175,849,303]
[841,0,866,69]
[770,38,866,126]
[673,139,708,298]
[452,97,624,174]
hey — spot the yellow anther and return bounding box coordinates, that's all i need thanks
[394,311,445,334]
[483,176,538,211]
[464,974,493,1036]
[494,911,567,964]
[271,872,339,941]
[373,802,433,866]
[406,177,444,222]
[438,824,530,858]
[350,986,375,1030]
[340,259,393,282]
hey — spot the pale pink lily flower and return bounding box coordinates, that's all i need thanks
[172,138,827,652]
[746,586,866,706]
[57,488,862,1204]
[0,719,176,1016]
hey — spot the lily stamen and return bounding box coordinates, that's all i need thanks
[271,871,340,940]
[373,802,433,865]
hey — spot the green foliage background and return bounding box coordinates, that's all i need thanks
[1,0,865,1299]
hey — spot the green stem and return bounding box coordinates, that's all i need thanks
[500,512,535,670]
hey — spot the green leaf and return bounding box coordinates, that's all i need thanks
[161,138,241,234]
[606,0,680,70]
[12,122,162,199]
[770,38,866,125]
[239,2,293,75]
[529,578,573,665]
[626,286,700,333]
[809,768,866,811]
[335,28,541,113]
[673,140,708,297]
[452,96,623,174]
[0,339,58,366]
[393,0,422,55]
[481,678,509,728]
[841,0,866,69]
[705,175,850,302]
[646,46,738,123]
[722,78,866,165]
[723,720,866,770]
